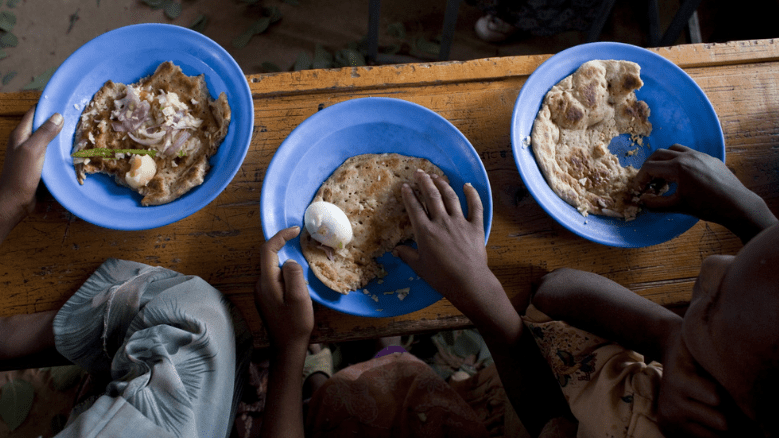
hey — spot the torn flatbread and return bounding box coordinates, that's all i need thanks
[531,59,652,219]
[301,153,447,294]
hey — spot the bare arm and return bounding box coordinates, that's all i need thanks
[394,171,570,436]
[0,311,58,361]
[532,268,682,361]
[0,107,63,362]
[255,227,313,438]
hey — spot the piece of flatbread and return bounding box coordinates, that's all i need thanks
[531,59,652,219]
[73,61,231,206]
[301,153,447,294]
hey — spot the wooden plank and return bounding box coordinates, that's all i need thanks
[244,39,779,99]
[3,39,779,114]
[1,39,778,350]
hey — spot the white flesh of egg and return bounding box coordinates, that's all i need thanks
[125,154,157,189]
[304,201,353,249]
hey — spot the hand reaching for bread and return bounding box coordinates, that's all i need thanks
[394,170,520,344]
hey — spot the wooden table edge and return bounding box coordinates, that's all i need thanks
[2,39,778,117]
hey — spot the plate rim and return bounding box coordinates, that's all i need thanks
[260,96,493,317]
[34,23,254,230]
[510,41,725,247]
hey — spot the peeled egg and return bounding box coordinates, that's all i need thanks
[304,201,353,249]
[125,154,157,189]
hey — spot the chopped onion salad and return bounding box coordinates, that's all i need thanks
[78,85,203,159]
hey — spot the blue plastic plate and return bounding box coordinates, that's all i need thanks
[34,24,253,230]
[512,42,725,247]
[261,97,492,317]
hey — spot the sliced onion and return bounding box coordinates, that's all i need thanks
[127,131,162,146]
[318,244,336,261]
[112,88,151,132]
[141,129,166,141]
[113,88,141,116]
[127,101,150,130]
[165,131,191,156]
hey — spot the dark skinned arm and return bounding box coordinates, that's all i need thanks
[532,267,682,362]
[635,144,778,244]
[0,107,63,361]
[394,171,570,436]
[255,227,313,438]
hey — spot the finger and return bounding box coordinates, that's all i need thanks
[463,182,484,227]
[431,174,463,217]
[401,183,429,232]
[281,259,311,304]
[392,244,420,269]
[263,226,301,256]
[668,144,693,153]
[22,113,65,179]
[644,147,681,163]
[261,226,301,286]
[634,160,679,188]
[8,107,36,148]
[640,192,680,211]
[415,170,447,219]
[25,113,64,156]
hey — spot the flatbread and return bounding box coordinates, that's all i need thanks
[301,153,447,294]
[73,61,231,206]
[531,59,652,219]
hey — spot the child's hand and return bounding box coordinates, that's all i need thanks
[255,227,314,352]
[635,144,777,241]
[0,108,63,233]
[394,171,519,343]
[657,332,728,438]
[394,171,493,309]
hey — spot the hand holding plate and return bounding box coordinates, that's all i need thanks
[0,108,63,241]
[255,227,314,353]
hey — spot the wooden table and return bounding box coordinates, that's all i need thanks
[2,39,778,351]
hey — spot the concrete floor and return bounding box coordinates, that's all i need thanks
[0,0,773,92]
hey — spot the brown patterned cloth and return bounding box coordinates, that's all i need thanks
[232,332,530,438]
[523,304,664,437]
[305,352,489,438]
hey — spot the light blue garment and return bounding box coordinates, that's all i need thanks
[53,258,251,438]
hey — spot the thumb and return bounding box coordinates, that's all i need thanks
[392,244,420,268]
[641,192,680,211]
[28,113,64,153]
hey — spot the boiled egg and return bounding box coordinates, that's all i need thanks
[304,201,353,249]
[125,154,156,189]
